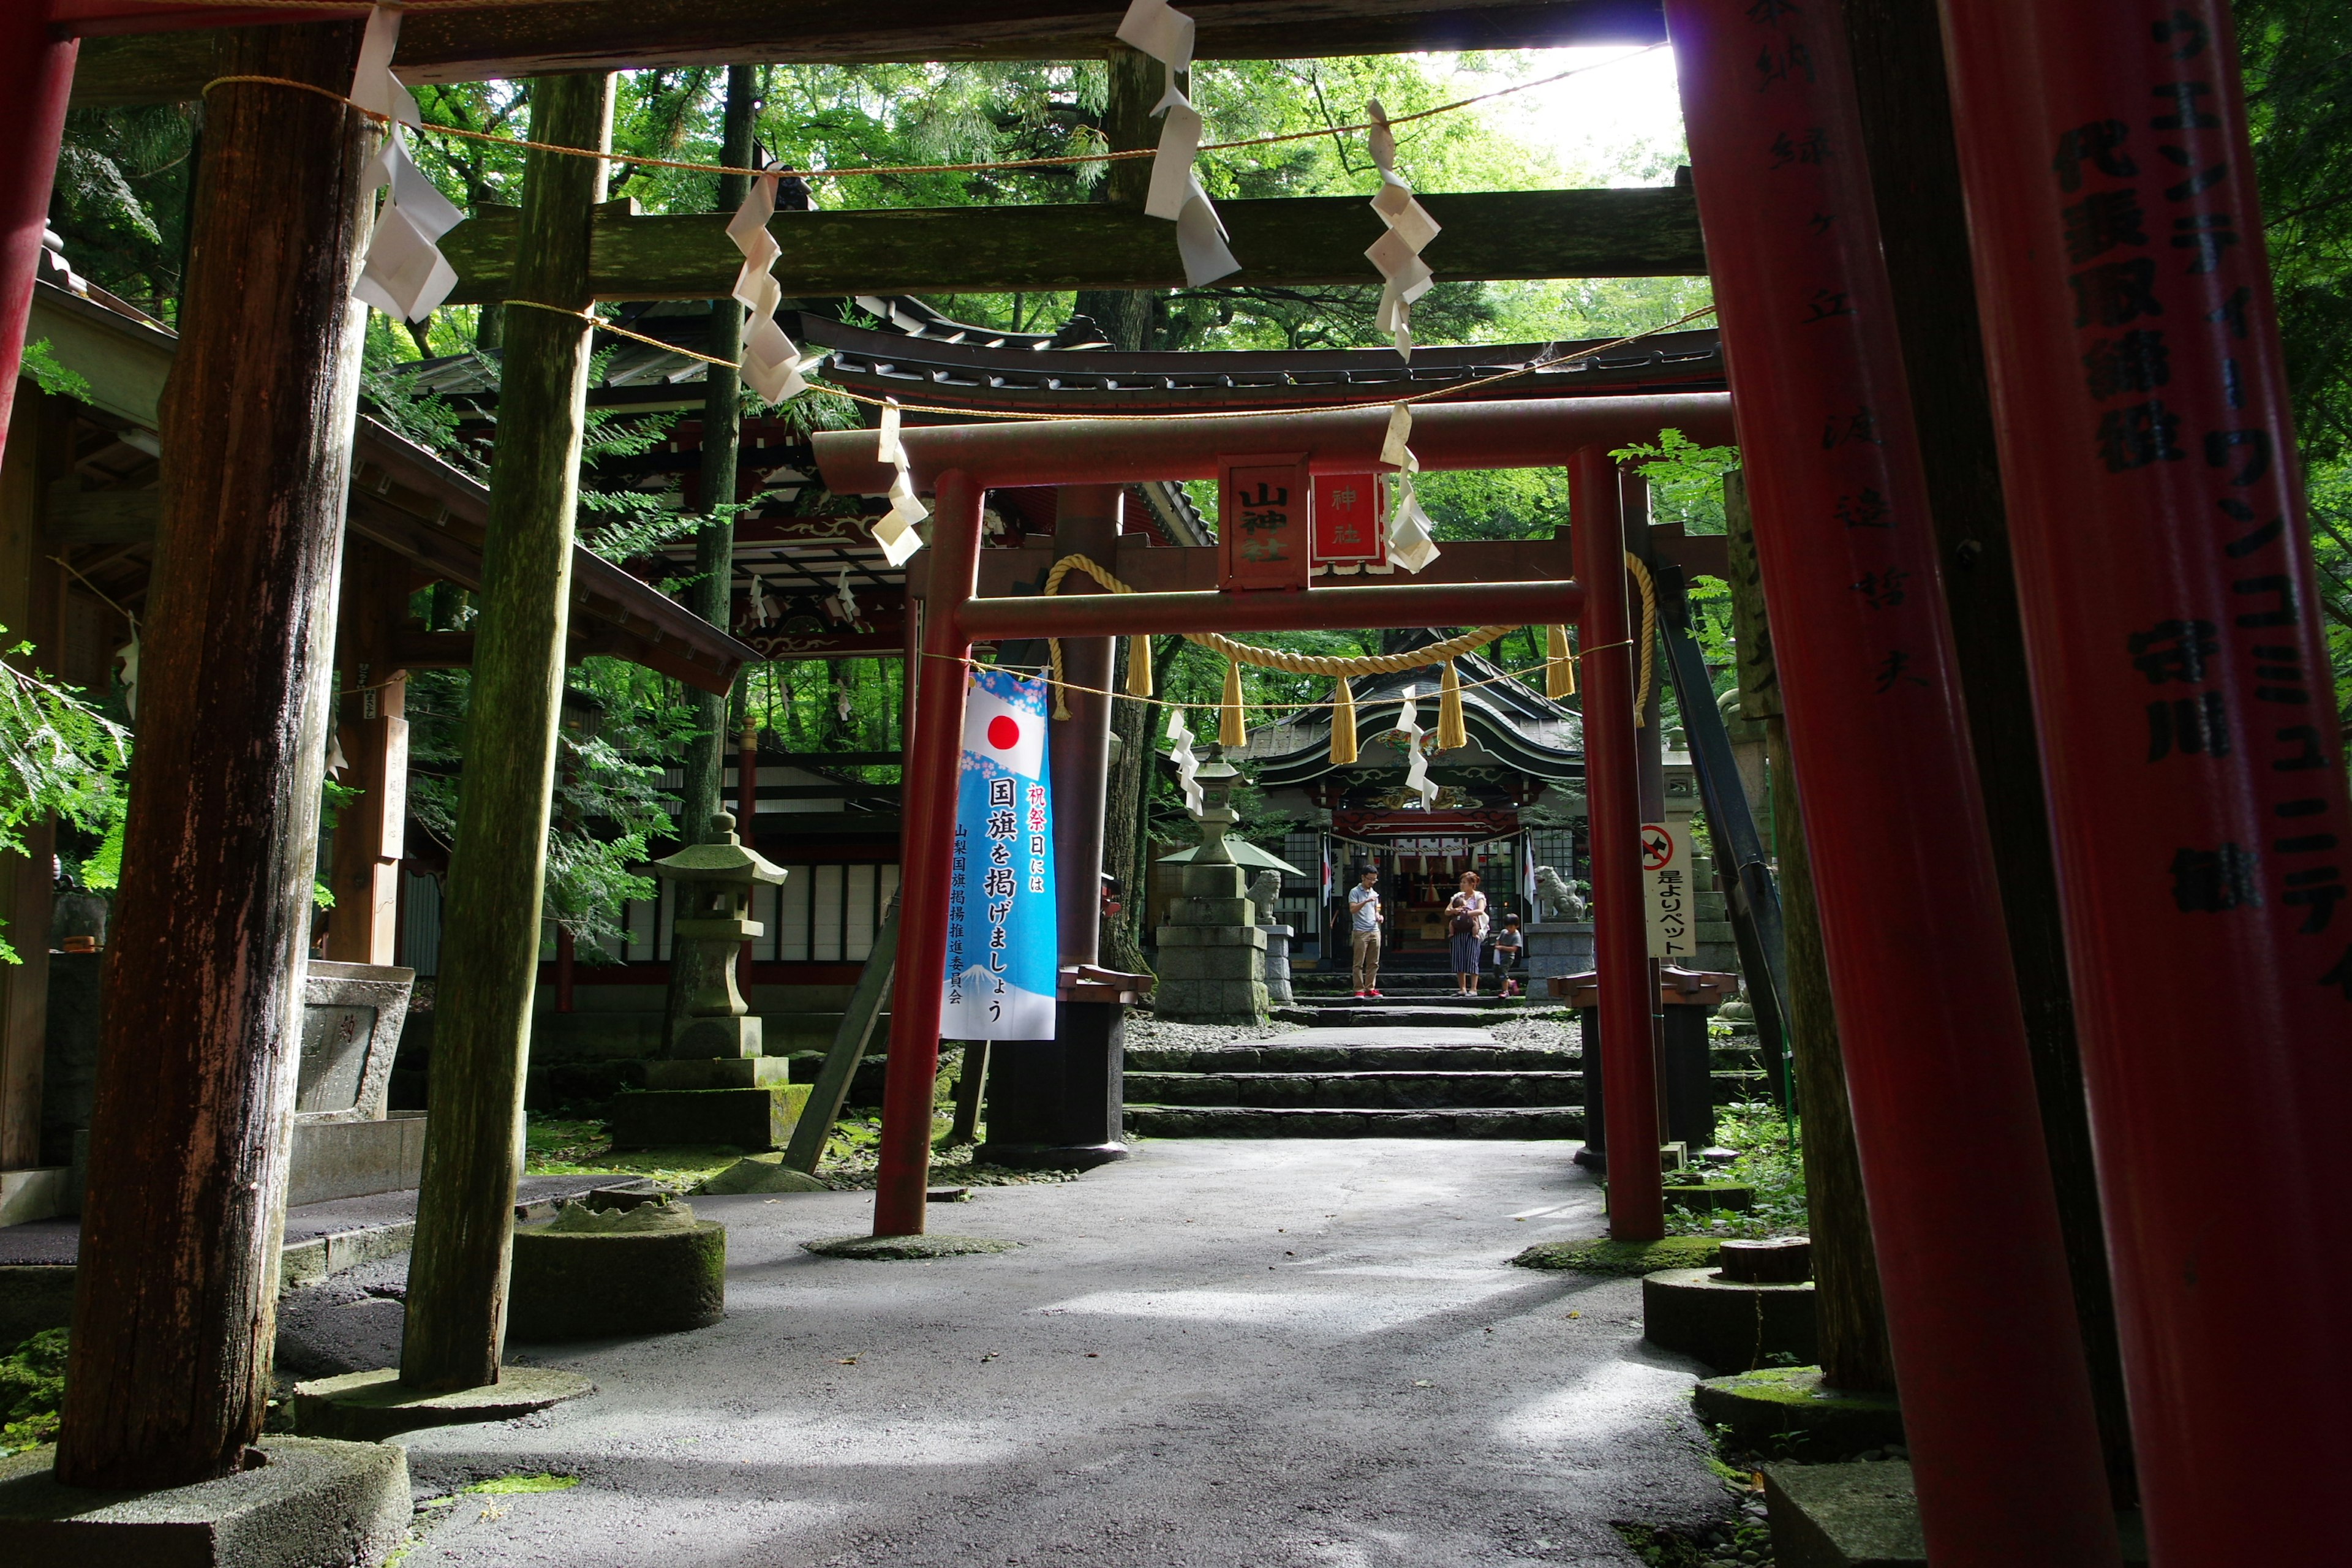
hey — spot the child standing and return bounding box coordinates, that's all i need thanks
[1492,913,1525,998]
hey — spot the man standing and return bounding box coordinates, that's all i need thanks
[1348,868,1384,998]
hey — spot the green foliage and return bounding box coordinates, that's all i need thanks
[48,104,198,320]
[20,340,90,401]
[0,1329,69,1457]
[1613,1517,1775,1568]
[0,635,131,961]
[1613,429,1740,535]
[464,1472,580,1494]
[1662,1102,1807,1242]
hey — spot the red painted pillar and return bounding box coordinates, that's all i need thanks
[872,471,981,1237]
[1939,4,2352,1558]
[1667,2,2120,1561]
[1572,445,1662,1240]
[0,7,78,465]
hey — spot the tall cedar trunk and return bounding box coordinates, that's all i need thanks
[1101,636,1152,972]
[54,20,370,1487]
[401,72,612,1393]
[667,65,756,1034]
[1838,0,2133,1498]
[1724,472,1894,1393]
[1070,42,1158,351]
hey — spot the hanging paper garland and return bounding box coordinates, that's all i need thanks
[1364,101,1441,361]
[1117,0,1242,287]
[831,564,860,625]
[1166,704,1205,813]
[1393,686,1439,809]
[350,7,464,323]
[870,399,927,567]
[725,159,824,404]
[1381,404,1441,574]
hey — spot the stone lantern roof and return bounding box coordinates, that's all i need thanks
[650,813,788,887]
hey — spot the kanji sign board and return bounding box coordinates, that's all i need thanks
[1643,820,1696,962]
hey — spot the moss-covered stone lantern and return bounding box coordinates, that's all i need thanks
[652,812,787,1060]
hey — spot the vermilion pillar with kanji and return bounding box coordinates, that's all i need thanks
[1939,3,2352,1559]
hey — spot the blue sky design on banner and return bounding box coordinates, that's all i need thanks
[944,668,1058,1039]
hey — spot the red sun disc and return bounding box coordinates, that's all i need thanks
[987,715,1021,750]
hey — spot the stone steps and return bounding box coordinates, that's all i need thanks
[1128,1042,1577,1074]
[1126,1068,1583,1110]
[1123,1106,1585,1139]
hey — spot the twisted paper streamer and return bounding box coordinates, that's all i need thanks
[1118,0,1242,287]
[1365,100,1440,360]
[350,7,463,323]
[1381,404,1440,574]
[1393,686,1439,809]
[1166,704,1205,814]
[870,399,927,567]
[725,160,820,404]
[831,565,859,625]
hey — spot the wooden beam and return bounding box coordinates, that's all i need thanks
[401,70,614,1396]
[55,17,371,1490]
[323,537,410,965]
[71,1,1667,106]
[443,187,1705,304]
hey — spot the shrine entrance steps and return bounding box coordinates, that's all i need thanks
[1123,1025,1585,1140]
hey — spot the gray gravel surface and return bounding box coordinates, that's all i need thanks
[388,1139,1721,1567]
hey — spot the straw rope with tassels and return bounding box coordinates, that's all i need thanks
[1031,554,1656,763]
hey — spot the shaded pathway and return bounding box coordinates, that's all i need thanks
[393,1140,1721,1567]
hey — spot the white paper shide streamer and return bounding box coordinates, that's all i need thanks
[1393,687,1438,808]
[726,164,823,404]
[1117,0,1240,287]
[870,400,927,567]
[1364,101,1440,360]
[351,7,464,322]
[1166,706,1205,814]
[1380,403,1441,574]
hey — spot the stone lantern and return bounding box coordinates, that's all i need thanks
[1153,746,1268,1024]
[652,812,787,1061]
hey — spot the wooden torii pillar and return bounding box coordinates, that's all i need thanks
[54,19,371,1488]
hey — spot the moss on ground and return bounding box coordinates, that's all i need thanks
[1512,1234,1722,1275]
[465,1472,579,1494]
[0,1328,67,1457]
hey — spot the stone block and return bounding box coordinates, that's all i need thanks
[697,1154,831,1194]
[1691,1366,1904,1453]
[605,1083,810,1150]
[1166,897,1257,927]
[641,1056,791,1091]
[669,1012,763,1060]
[1154,924,1266,950]
[285,1115,426,1208]
[0,1437,410,1567]
[1178,864,1248,899]
[1150,947,1264,983]
[1642,1267,1816,1371]
[0,1168,69,1227]
[295,1367,595,1442]
[508,1214,726,1340]
[1761,1460,2149,1567]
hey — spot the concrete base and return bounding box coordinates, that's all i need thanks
[641,1057,791,1091]
[285,1115,426,1208]
[1657,1178,1755,1213]
[508,1218,727,1341]
[605,1083,810,1150]
[669,1013,763,1060]
[0,1266,74,1352]
[801,1234,1019,1260]
[294,1367,596,1442]
[974,1140,1129,1172]
[1642,1267,1816,1371]
[0,1437,410,1567]
[0,1169,69,1228]
[1691,1366,1904,1453]
[1762,1461,2149,1567]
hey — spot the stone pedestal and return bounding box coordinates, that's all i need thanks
[1689,848,1740,978]
[1525,921,1594,980]
[978,1001,1129,1169]
[1259,923,1294,1006]
[1153,860,1268,1024]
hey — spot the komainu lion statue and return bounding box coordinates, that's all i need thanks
[1247,869,1284,924]
[1534,865,1586,922]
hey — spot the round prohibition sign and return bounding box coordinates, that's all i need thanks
[1641,826,1675,872]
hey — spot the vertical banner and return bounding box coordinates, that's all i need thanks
[944,668,1058,1038]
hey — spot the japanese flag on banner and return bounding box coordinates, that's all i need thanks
[944,668,1058,1040]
